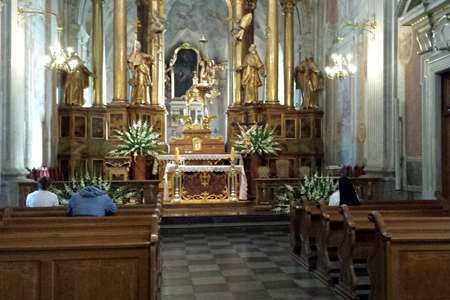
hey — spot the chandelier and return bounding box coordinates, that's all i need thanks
[18,9,78,73]
[325,23,376,80]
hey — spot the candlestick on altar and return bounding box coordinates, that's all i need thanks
[174,160,181,203]
[230,160,237,202]
[231,147,235,162]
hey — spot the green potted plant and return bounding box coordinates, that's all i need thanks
[233,123,281,196]
[109,120,164,180]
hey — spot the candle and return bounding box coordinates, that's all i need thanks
[175,147,179,161]
[231,147,235,161]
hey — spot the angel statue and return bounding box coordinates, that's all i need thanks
[295,57,324,109]
[230,13,253,44]
[150,11,168,34]
[237,123,257,154]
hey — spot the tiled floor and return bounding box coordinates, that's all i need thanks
[161,232,343,300]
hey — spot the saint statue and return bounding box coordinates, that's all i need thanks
[128,41,154,105]
[64,53,94,106]
[295,57,324,109]
[240,44,265,105]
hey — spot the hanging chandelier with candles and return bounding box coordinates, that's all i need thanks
[18,9,78,73]
[325,23,376,80]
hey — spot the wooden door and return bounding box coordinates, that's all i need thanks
[441,71,450,197]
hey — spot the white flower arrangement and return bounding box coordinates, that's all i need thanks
[272,172,338,213]
[233,123,281,156]
[51,171,135,205]
[108,120,164,161]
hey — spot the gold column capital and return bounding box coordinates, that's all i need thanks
[244,0,257,11]
[91,0,104,4]
[280,0,297,11]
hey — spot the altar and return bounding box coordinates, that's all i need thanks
[153,154,246,202]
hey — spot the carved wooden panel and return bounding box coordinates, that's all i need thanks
[54,258,139,300]
[399,250,450,300]
[0,261,40,300]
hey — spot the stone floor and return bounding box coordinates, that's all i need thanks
[161,231,343,300]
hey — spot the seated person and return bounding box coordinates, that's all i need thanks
[68,185,117,216]
[26,176,59,207]
[329,176,361,206]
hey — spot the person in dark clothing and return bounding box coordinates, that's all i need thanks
[68,186,117,216]
[329,177,361,206]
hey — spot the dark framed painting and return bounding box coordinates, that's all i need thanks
[60,116,70,138]
[173,49,199,98]
[91,117,105,139]
[74,116,86,138]
[153,116,162,136]
[301,118,312,139]
[92,159,104,178]
[109,113,124,138]
[269,114,282,137]
[314,118,322,139]
[285,119,297,139]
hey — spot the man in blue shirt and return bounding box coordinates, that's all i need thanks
[68,186,117,216]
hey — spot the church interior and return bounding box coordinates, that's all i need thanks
[2,0,450,299]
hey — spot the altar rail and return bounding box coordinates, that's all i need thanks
[18,180,161,207]
[256,177,380,207]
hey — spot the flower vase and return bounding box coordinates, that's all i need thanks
[249,154,262,197]
[132,155,146,180]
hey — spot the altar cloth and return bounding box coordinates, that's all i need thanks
[163,164,247,201]
[153,154,244,175]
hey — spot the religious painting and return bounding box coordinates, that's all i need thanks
[316,158,323,174]
[314,118,322,139]
[91,117,104,139]
[269,114,282,137]
[59,159,70,181]
[285,119,297,139]
[143,114,151,125]
[109,113,124,138]
[153,116,162,136]
[259,114,267,125]
[60,116,70,138]
[230,115,243,138]
[301,118,312,139]
[74,116,86,138]
[92,159,104,178]
[172,49,199,98]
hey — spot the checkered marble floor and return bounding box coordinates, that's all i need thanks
[161,232,343,300]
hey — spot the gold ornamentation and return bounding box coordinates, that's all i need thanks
[210,136,225,142]
[177,115,192,130]
[199,172,211,186]
[265,26,270,40]
[202,116,216,130]
[230,13,253,43]
[193,138,203,151]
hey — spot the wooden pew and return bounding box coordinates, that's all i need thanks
[295,199,444,271]
[289,194,302,260]
[0,208,161,300]
[335,206,450,300]
[367,211,450,300]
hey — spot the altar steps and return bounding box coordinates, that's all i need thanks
[161,204,289,234]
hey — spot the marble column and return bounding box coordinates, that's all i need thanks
[149,0,160,106]
[265,0,279,105]
[0,1,28,207]
[234,0,245,106]
[281,0,296,108]
[92,0,104,107]
[112,0,128,104]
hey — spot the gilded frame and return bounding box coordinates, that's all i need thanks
[285,119,297,139]
[90,116,105,139]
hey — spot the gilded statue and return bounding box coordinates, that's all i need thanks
[64,53,94,106]
[128,41,155,105]
[295,57,324,109]
[199,59,227,87]
[240,44,265,105]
